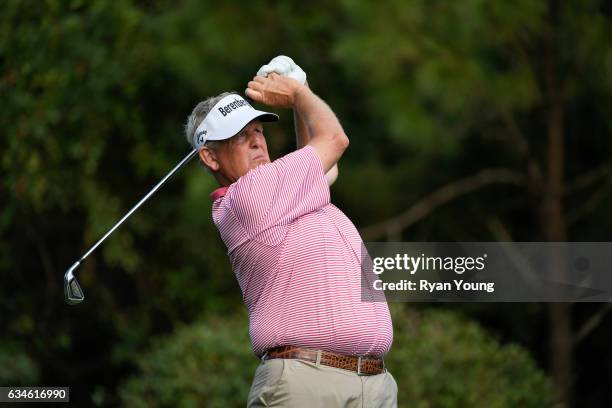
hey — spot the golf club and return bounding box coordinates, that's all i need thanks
[64,148,199,305]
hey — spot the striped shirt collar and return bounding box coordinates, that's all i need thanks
[210,186,229,201]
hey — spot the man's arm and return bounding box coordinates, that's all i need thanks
[293,84,349,173]
[246,73,349,173]
[293,85,339,186]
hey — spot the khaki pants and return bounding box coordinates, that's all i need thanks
[247,358,398,407]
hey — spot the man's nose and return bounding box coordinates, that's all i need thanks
[248,131,264,148]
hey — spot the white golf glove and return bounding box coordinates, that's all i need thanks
[256,55,307,85]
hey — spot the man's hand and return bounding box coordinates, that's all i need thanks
[245,73,305,108]
[249,56,348,175]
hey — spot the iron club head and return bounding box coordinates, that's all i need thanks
[64,261,85,305]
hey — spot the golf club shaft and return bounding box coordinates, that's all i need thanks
[76,148,199,263]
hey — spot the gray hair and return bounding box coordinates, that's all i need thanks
[184,91,236,149]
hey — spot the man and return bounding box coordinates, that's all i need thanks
[185,56,396,407]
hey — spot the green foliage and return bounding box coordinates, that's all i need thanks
[119,313,255,408]
[387,305,554,407]
[334,0,612,163]
[0,344,39,386]
[334,0,546,154]
[118,307,552,407]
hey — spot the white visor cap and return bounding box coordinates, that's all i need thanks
[193,94,278,149]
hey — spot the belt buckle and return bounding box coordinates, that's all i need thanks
[357,356,364,376]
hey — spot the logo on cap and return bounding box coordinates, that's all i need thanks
[217,98,251,117]
[197,130,208,145]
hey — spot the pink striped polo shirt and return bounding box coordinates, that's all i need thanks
[210,145,393,357]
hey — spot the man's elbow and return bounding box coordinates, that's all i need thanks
[335,132,349,152]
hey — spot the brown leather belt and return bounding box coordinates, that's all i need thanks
[262,345,385,376]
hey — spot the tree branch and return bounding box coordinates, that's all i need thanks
[497,104,530,157]
[564,162,612,196]
[487,218,513,241]
[359,168,525,241]
[495,104,544,193]
[566,179,611,225]
[574,303,612,346]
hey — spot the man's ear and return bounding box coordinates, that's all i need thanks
[198,146,220,171]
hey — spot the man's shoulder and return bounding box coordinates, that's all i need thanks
[211,145,328,234]
[228,146,320,195]
[255,145,317,174]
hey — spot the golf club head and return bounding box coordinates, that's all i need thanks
[64,261,85,305]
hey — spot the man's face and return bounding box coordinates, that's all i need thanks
[205,120,270,184]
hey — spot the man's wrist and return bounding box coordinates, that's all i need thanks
[292,84,311,108]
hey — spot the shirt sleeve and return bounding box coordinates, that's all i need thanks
[225,145,330,241]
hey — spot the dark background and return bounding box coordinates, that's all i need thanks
[2,0,612,406]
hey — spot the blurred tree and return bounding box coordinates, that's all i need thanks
[119,313,254,408]
[1,0,610,406]
[0,0,243,403]
[0,344,40,386]
[334,1,612,405]
[118,306,553,407]
[388,305,553,407]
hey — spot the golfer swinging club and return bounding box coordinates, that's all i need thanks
[185,56,397,407]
